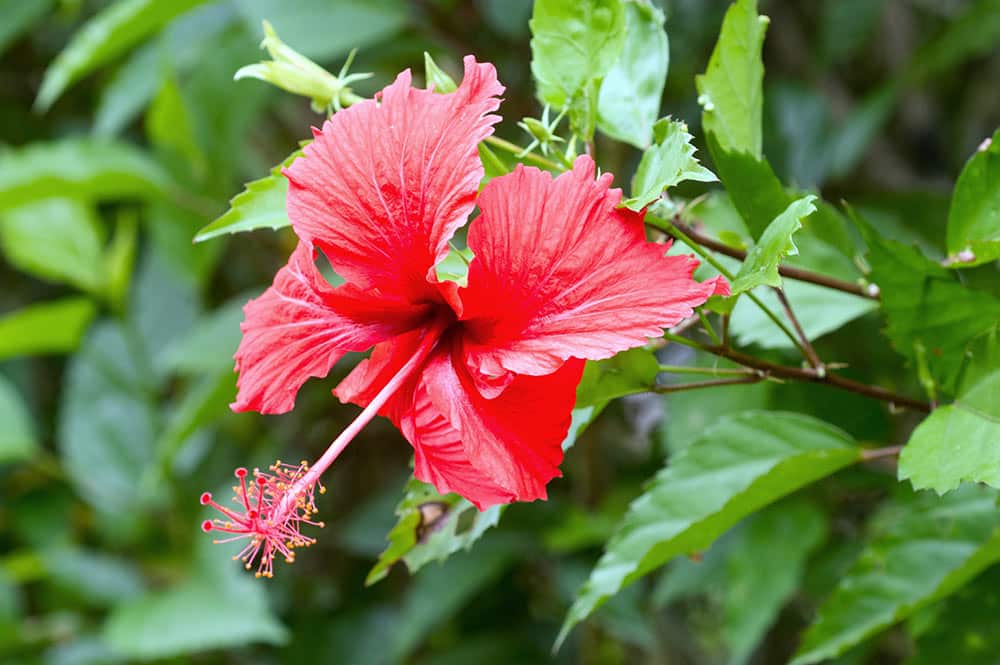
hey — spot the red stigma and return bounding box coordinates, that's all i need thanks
[199,460,324,578]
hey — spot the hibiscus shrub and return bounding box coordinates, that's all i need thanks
[2,0,999,663]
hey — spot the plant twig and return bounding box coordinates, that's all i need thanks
[665,219,878,300]
[861,445,904,461]
[657,364,756,377]
[652,376,764,394]
[662,334,932,413]
[774,288,824,372]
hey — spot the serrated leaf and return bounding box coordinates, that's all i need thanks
[0,298,96,360]
[899,370,1000,493]
[791,485,1000,664]
[945,128,1000,266]
[625,118,716,211]
[530,0,627,139]
[706,132,793,239]
[35,0,209,110]
[0,139,169,211]
[695,0,768,158]
[559,411,860,645]
[596,0,668,149]
[854,210,1000,393]
[367,406,601,585]
[576,347,660,406]
[730,195,816,293]
[0,375,38,464]
[193,150,301,242]
[905,566,1000,665]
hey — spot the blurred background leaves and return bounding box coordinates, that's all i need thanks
[1,0,998,664]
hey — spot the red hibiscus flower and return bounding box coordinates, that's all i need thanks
[200,56,728,576]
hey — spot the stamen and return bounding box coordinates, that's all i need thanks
[201,318,449,577]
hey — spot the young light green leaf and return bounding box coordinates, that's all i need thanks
[193,149,302,242]
[0,298,96,360]
[0,139,170,211]
[792,485,1000,664]
[576,347,660,406]
[899,370,1000,493]
[424,52,458,93]
[625,118,716,211]
[367,406,601,585]
[730,195,816,293]
[559,411,861,645]
[35,0,209,110]
[596,0,668,149]
[695,0,768,158]
[0,198,106,295]
[854,210,1000,393]
[530,0,627,139]
[0,375,38,464]
[945,128,1000,267]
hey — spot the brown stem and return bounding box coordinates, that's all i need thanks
[667,219,878,301]
[861,445,904,461]
[774,288,824,370]
[651,376,764,394]
[662,332,932,414]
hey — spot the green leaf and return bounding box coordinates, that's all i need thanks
[706,133,793,240]
[854,211,1000,393]
[424,52,458,93]
[905,566,1000,665]
[945,128,1000,266]
[0,298,96,360]
[193,149,302,242]
[625,118,716,211]
[103,544,287,658]
[723,500,827,663]
[367,406,601,585]
[530,0,627,138]
[596,0,668,149]
[0,0,53,56]
[35,0,209,110]
[0,198,106,294]
[695,0,768,158]
[576,347,660,407]
[57,322,159,515]
[234,0,407,62]
[42,547,145,607]
[791,485,1000,664]
[0,139,170,211]
[147,75,206,176]
[161,296,246,375]
[899,370,1000,493]
[0,375,38,464]
[730,195,816,293]
[560,411,860,644]
[905,0,1000,85]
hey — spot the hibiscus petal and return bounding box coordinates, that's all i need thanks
[233,242,431,414]
[335,334,515,509]
[283,56,504,301]
[421,348,585,504]
[458,155,728,378]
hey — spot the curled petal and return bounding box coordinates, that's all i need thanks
[233,242,431,414]
[284,56,504,301]
[422,347,585,504]
[458,155,726,379]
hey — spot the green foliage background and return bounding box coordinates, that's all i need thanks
[1,1,999,664]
